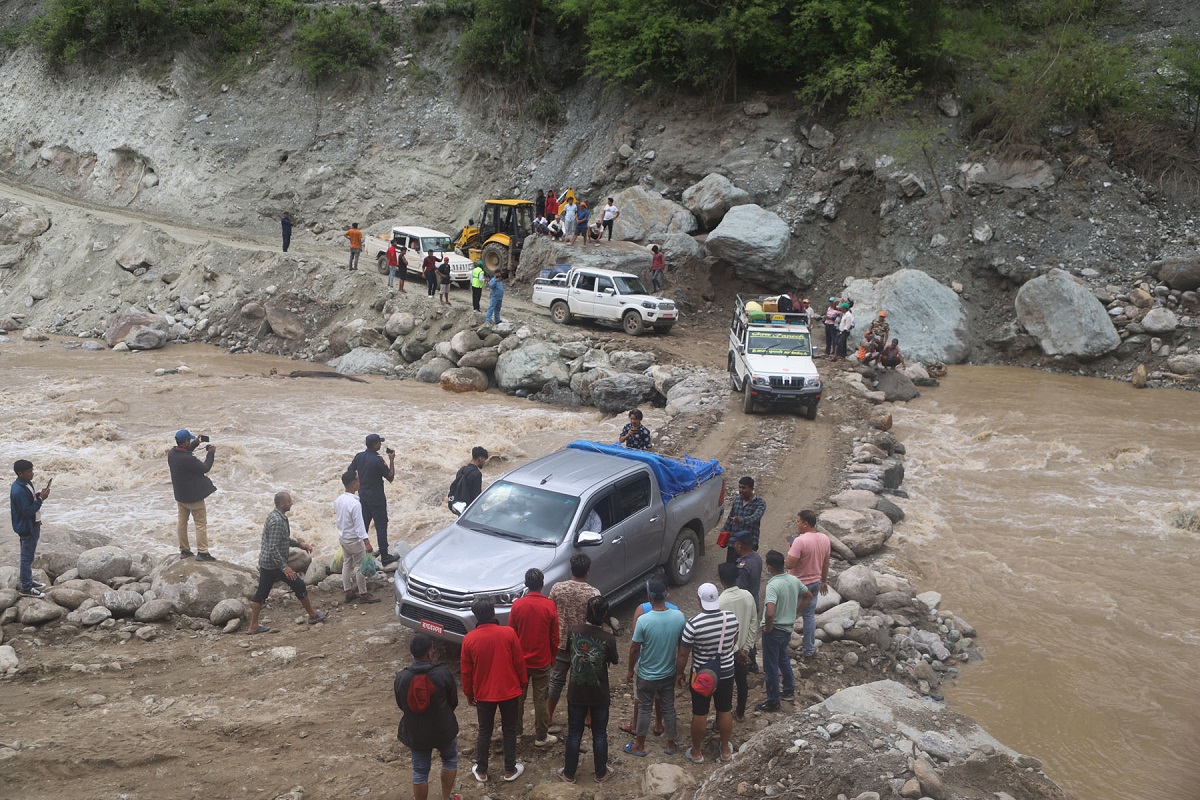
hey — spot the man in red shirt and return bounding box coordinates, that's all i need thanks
[509,568,560,747]
[461,598,527,783]
[784,509,830,658]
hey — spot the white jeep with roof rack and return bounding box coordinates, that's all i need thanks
[364,225,473,284]
[728,294,822,419]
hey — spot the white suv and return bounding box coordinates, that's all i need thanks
[728,295,822,419]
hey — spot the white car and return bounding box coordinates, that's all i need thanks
[365,225,474,284]
[531,267,677,335]
[728,295,822,418]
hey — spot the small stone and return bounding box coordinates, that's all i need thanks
[76,693,107,708]
[826,722,844,737]
[135,625,158,641]
[223,618,242,634]
[900,778,923,798]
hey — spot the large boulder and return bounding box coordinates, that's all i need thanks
[817,508,893,557]
[113,223,167,272]
[264,304,306,340]
[46,587,88,609]
[589,373,657,413]
[835,564,879,607]
[495,342,570,391]
[148,559,258,618]
[457,346,499,369]
[815,599,862,629]
[1015,269,1120,359]
[0,242,29,269]
[611,186,697,242]
[440,367,489,392]
[415,356,456,383]
[958,157,1058,190]
[134,598,176,622]
[103,312,168,349]
[1156,256,1200,291]
[18,598,64,625]
[102,590,145,617]
[705,204,790,282]
[331,347,397,375]
[519,236,653,278]
[384,312,416,339]
[842,270,970,364]
[681,173,752,229]
[660,232,703,259]
[0,205,50,244]
[77,546,132,583]
[1166,353,1200,375]
[873,370,920,402]
[449,330,485,359]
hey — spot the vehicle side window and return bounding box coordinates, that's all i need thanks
[580,496,611,532]
[408,238,420,251]
[596,276,614,293]
[577,274,596,292]
[612,475,651,525]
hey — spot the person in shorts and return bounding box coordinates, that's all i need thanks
[676,582,738,763]
[437,257,452,305]
[246,491,326,633]
[396,633,462,800]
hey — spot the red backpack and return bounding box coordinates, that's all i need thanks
[405,672,435,714]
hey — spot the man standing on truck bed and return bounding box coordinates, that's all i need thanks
[344,222,363,270]
[348,433,397,566]
[720,476,766,563]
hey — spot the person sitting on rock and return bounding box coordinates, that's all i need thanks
[548,215,564,241]
[878,338,905,370]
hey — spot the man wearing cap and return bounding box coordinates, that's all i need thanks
[730,530,763,673]
[348,434,397,565]
[868,311,889,342]
[676,583,739,763]
[167,430,218,561]
[822,298,841,357]
[470,260,487,311]
[720,476,766,563]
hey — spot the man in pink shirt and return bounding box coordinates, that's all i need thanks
[508,568,560,747]
[784,509,829,657]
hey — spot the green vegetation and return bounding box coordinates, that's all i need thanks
[294,4,400,80]
[1158,35,1200,137]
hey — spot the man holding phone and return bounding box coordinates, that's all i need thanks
[11,459,51,598]
[618,409,652,451]
[348,433,397,565]
[168,429,218,561]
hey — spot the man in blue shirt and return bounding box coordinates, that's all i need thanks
[10,459,50,598]
[348,433,397,565]
[624,580,685,758]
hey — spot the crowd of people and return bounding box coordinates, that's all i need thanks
[532,189,621,247]
[814,296,906,368]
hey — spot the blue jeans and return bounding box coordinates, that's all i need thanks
[486,293,503,324]
[564,702,609,780]
[801,581,822,655]
[411,737,457,784]
[762,627,794,707]
[388,266,396,287]
[348,249,360,270]
[18,527,40,591]
[651,270,663,292]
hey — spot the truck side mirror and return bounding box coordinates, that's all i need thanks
[738,345,746,354]
[468,218,475,226]
[576,531,602,547]
[603,287,615,295]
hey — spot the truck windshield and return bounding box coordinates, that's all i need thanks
[458,480,580,544]
[613,275,649,295]
[422,236,453,252]
[747,331,811,356]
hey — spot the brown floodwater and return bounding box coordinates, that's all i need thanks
[892,366,1200,800]
[0,341,622,561]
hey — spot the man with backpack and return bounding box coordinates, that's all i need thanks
[396,634,462,800]
[556,596,619,784]
[447,447,487,515]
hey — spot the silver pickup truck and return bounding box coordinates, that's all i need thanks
[394,442,725,642]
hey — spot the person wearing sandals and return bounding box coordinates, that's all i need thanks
[623,580,685,759]
[396,634,462,800]
[716,561,759,722]
[462,597,527,784]
[557,596,619,784]
[247,491,327,633]
[676,583,739,764]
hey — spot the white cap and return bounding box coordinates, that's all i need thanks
[697,582,720,611]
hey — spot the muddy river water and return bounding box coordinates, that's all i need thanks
[892,366,1200,800]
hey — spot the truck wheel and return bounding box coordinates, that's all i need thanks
[550,301,573,324]
[481,242,508,274]
[623,310,645,336]
[805,402,818,420]
[742,384,755,414]
[667,528,700,586]
[376,253,389,275]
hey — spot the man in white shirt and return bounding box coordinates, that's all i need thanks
[601,198,620,241]
[835,303,854,361]
[335,471,381,604]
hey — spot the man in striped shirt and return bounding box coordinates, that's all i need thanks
[676,583,739,764]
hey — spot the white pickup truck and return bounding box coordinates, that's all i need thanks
[531,266,678,335]
[364,225,474,284]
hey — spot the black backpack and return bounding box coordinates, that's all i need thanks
[447,465,471,513]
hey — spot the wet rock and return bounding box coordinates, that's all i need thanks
[611,186,697,242]
[399,339,432,363]
[21,327,49,341]
[874,370,919,402]
[332,347,398,375]
[148,558,258,618]
[400,353,443,381]
[706,204,791,282]
[1156,256,1200,291]
[682,173,752,229]
[1016,269,1120,359]
[17,598,64,625]
[440,366,489,392]
[835,564,878,607]
[134,598,176,622]
[1140,307,1178,334]
[210,597,246,626]
[77,546,132,582]
[843,270,970,364]
[265,304,305,340]
[589,373,657,413]
[457,346,499,370]
[495,341,570,391]
[875,496,905,523]
[101,590,145,617]
[959,157,1057,190]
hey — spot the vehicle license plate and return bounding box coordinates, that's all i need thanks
[661,313,675,319]
[420,619,444,635]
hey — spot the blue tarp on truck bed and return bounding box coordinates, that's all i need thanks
[566,441,723,504]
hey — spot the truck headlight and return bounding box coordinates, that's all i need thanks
[493,585,527,605]
[642,301,657,309]
[806,377,822,388]
[751,376,769,387]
